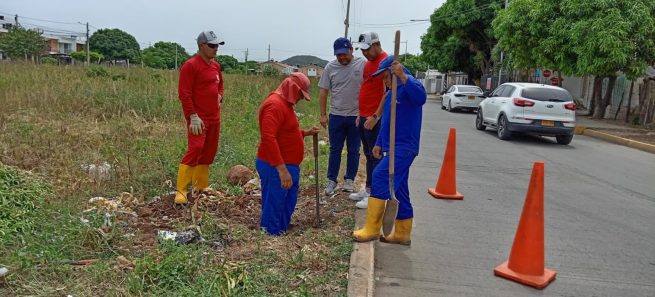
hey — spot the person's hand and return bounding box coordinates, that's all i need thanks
[391,61,407,83]
[189,114,205,135]
[217,94,223,103]
[277,165,292,189]
[372,146,382,159]
[304,126,320,136]
[364,115,378,130]
[320,114,328,129]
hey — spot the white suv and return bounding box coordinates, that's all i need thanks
[475,83,576,145]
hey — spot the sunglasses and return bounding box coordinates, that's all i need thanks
[206,43,219,49]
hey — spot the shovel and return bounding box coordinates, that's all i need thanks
[313,133,320,227]
[382,30,401,237]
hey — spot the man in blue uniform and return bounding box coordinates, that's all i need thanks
[352,56,426,245]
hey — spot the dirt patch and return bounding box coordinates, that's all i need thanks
[594,128,655,145]
[123,186,355,254]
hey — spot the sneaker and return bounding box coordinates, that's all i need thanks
[349,188,369,201]
[343,179,355,192]
[324,180,338,196]
[355,196,368,209]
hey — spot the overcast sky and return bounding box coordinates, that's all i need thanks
[1,0,445,62]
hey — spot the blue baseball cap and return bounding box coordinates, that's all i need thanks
[372,55,395,77]
[372,55,411,77]
[333,37,353,55]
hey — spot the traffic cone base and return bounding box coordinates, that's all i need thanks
[428,187,463,200]
[494,261,556,289]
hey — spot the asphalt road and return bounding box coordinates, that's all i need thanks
[374,97,655,297]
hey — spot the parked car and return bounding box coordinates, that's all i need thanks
[441,85,485,112]
[475,83,576,145]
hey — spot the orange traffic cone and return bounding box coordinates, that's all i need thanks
[428,128,463,200]
[494,161,556,289]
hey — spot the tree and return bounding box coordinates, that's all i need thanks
[70,51,104,64]
[421,0,503,81]
[494,0,655,118]
[398,53,429,75]
[215,55,239,71]
[142,42,189,69]
[89,28,140,63]
[0,26,46,60]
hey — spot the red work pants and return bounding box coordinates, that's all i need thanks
[180,121,220,166]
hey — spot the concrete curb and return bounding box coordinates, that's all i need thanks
[347,209,375,297]
[577,126,655,154]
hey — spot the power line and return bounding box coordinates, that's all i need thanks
[21,22,85,35]
[355,3,495,28]
[0,11,83,26]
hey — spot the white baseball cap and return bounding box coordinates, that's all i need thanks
[355,32,380,50]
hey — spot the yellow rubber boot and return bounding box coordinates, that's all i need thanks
[352,197,386,242]
[193,164,209,191]
[380,218,413,246]
[174,164,194,204]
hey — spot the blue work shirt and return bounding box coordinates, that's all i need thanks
[375,75,427,155]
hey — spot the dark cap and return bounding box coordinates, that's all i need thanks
[333,37,353,55]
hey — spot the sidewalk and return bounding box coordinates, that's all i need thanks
[575,110,655,153]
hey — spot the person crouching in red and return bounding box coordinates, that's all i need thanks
[174,30,225,204]
[257,73,320,235]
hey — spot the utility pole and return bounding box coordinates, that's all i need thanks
[14,14,18,26]
[244,48,249,75]
[85,22,90,65]
[267,44,271,61]
[404,40,408,62]
[344,0,351,38]
[394,41,408,62]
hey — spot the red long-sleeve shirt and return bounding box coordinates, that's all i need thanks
[257,94,305,166]
[178,55,224,123]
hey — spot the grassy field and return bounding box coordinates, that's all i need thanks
[0,62,354,296]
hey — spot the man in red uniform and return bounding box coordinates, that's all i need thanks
[350,32,388,209]
[257,73,320,235]
[174,30,225,204]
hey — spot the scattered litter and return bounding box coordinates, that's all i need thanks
[103,213,113,228]
[308,175,315,180]
[243,178,260,193]
[157,230,177,241]
[158,227,201,244]
[80,162,111,181]
[89,197,119,211]
[157,226,229,249]
[116,256,135,270]
[68,259,99,266]
[79,218,90,226]
[0,267,8,277]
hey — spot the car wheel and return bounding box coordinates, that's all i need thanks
[448,101,454,112]
[556,134,573,145]
[475,109,486,131]
[497,114,512,140]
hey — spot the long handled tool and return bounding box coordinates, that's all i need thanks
[382,30,401,237]
[313,133,320,227]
